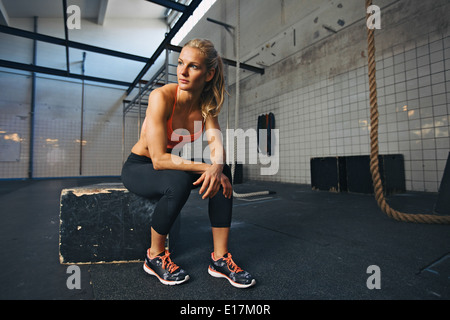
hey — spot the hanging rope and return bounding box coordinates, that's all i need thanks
[231,0,271,198]
[366,0,450,224]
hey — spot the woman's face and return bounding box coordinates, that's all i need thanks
[177,46,215,93]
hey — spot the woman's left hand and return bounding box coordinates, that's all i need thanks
[219,172,232,199]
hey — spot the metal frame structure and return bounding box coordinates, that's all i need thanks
[121,44,264,161]
[0,0,265,172]
[126,0,203,95]
[0,0,199,88]
[124,44,264,115]
[0,23,143,87]
[0,0,264,95]
[147,0,190,13]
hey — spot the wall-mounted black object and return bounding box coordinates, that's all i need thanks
[257,112,275,155]
[233,163,243,184]
[435,152,450,215]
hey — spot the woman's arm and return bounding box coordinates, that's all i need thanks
[204,115,226,167]
[145,88,209,173]
[193,115,232,199]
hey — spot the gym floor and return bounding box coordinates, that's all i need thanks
[0,177,449,301]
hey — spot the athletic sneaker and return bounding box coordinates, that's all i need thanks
[143,249,189,285]
[208,252,256,288]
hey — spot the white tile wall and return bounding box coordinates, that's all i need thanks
[238,34,450,192]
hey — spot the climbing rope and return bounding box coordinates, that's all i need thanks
[366,0,450,224]
[231,0,271,198]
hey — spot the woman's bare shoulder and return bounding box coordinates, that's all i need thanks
[147,83,177,115]
[150,83,177,100]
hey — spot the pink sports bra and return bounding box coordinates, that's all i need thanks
[166,86,204,149]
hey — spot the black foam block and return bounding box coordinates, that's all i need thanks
[435,152,450,215]
[59,183,180,264]
[311,157,347,192]
[311,154,405,195]
[346,155,405,195]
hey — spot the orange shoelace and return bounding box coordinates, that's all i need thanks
[223,254,243,273]
[160,251,180,273]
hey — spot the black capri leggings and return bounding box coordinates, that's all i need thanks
[121,153,233,235]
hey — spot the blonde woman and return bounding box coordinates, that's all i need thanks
[121,39,255,288]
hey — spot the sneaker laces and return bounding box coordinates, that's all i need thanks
[223,253,243,273]
[160,251,180,274]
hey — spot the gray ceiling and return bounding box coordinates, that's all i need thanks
[0,0,205,92]
[1,0,168,23]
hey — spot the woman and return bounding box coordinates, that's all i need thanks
[121,39,255,288]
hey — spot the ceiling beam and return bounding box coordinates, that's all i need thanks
[126,0,202,95]
[62,0,70,73]
[97,0,108,25]
[146,0,188,13]
[0,0,10,26]
[166,44,265,75]
[0,58,132,87]
[0,24,149,62]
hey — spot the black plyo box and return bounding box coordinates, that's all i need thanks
[311,154,405,195]
[346,155,405,195]
[435,152,450,215]
[59,183,180,264]
[310,157,347,192]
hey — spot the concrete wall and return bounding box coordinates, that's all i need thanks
[179,0,450,192]
[0,16,166,178]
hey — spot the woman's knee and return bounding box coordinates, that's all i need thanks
[162,172,193,201]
